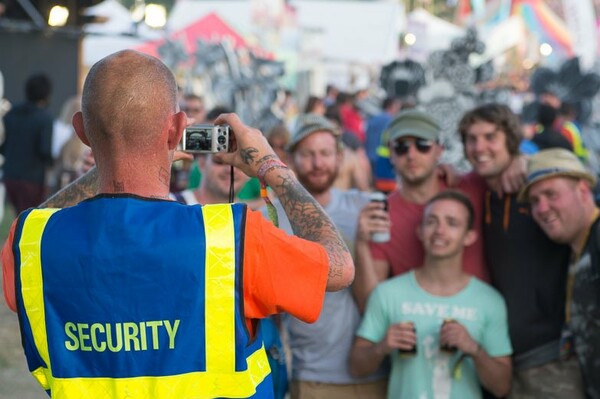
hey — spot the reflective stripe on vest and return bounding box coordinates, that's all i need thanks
[17,203,270,398]
[18,208,59,391]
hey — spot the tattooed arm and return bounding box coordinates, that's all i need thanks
[213,113,354,291]
[41,167,99,208]
[265,166,354,291]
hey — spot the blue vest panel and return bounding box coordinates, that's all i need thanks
[13,195,272,398]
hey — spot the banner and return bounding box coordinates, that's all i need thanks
[562,0,598,70]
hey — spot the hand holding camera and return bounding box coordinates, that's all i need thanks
[208,113,281,179]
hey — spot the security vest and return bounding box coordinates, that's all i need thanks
[13,195,272,399]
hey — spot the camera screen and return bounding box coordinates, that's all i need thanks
[185,129,212,152]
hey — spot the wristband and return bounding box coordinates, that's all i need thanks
[257,158,288,228]
[453,343,480,380]
[257,158,289,182]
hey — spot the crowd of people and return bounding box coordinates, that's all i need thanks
[1,49,599,399]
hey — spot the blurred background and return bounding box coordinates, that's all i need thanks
[1,1,600,396]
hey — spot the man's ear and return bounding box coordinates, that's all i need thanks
[577,179,593,197]
[168,111,187,150]
[463,230,477,247]
[72,111,90,146]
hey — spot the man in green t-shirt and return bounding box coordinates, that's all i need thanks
[350,190,512,399]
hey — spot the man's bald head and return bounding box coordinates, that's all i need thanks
[81,50,178,151]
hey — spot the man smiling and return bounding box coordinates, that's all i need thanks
[265,114,389,399]
[459,104,581,398]
[351,191,512,399]
[521,148,600,399]
[353,109,488,313]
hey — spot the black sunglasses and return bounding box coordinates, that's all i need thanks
[393,138,435,156]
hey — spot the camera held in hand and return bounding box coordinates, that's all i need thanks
[182,124,230,153]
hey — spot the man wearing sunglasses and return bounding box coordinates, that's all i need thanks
[354,109,489,312]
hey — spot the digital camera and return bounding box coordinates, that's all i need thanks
[182,124,230,153]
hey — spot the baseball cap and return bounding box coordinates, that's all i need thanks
[385,109,440,143]
[519,148,597,201]
[287,113,340,152]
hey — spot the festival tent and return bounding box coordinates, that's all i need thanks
[163,0,405,91]
[166,0,404,65]
[476,0,573,62]
[291,1,404,64]
[454,0,575,68]
[511,0,573,59]
[84,0,135,35]
[480,0,600,68]
[81,0,160,68]
[598,19,600,57]
[134,12,264,59]
[405,8,465,61]
[470,15,527,67]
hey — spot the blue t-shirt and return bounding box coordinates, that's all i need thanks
[357,271,512,399]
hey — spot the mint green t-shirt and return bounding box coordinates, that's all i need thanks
[357,271,512,399]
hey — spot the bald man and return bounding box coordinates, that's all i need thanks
[1,50,354,399]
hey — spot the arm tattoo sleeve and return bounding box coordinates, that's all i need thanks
[239,145,351,286]
[271,172,350,284]
[41,168,99,209]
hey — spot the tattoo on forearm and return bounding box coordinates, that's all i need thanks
[41,168,98,208]
[158,167,170,187]
[256,154,277,165]
[240,147,259,165]
[272,172,349,284]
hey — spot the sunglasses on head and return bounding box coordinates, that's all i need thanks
[393,138,435,156]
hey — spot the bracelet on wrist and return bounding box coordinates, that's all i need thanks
[257,158,289,182]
